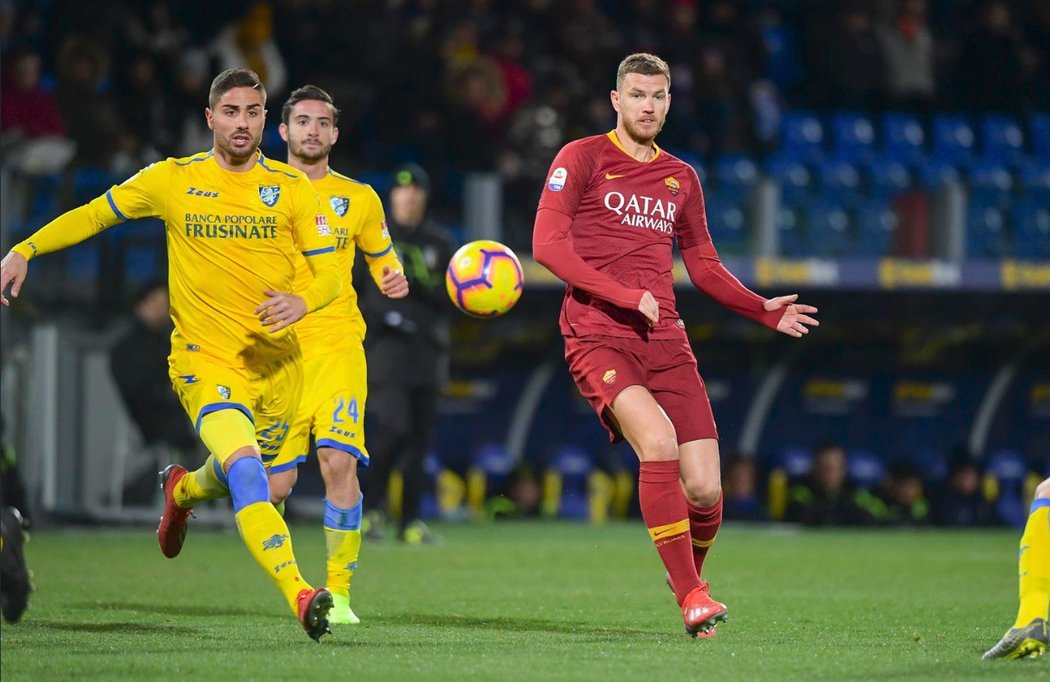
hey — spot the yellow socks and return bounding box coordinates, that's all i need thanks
[236,501,309,613]
[1015,500,1050,627]
[323,498,363,598]
[174,455,230,508]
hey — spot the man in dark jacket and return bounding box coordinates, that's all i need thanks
[361,164,456,543]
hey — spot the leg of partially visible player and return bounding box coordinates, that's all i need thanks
[609,386,725,636]
[678,439,723,582]
[985,477,1050,660]
[317,446,363,624]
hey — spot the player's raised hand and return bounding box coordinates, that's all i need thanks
[255,290,308,333]
[0,251,28,307]
[380,266,409,299]
[638,290,659,326]
[764,294,819,338]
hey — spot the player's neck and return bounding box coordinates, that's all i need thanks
[612,126,656,162]
[287,155,329,180]
[212,146,260,172]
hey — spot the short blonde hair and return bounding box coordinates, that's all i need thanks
[615,53,671,90]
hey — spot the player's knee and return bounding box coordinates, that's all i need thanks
[1036,477,1050,500]
[635,432,678,462]
[269,481,291,505]
[681,475,721,507]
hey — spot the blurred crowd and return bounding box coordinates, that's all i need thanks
[2,0,1048,227]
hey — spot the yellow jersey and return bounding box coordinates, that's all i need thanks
[291,168,402,360]
[12,150,341,369]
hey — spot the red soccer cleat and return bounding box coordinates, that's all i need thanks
[297,587,334,642]
[156,465,192,558]
[682,582,728,638]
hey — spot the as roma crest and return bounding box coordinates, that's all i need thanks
[664,177,680,195]
[259,185,281,207]
[330,196,349,217]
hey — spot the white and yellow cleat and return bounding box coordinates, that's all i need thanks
[983,618,1048,660]
[328,593,360,625]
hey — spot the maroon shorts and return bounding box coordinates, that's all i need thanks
[564,334,718,445]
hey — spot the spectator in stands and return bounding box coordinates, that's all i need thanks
[821,2,887,110]
[953,0,1029,111]
[211,2,287,99]
[0,48,73,176]
[931,456,994,526]
[114,52,170,160]
[880,461,931,525]
[108,282,196,483]
[786,443,876,526]
[876,0,936,112]
[54,36,125,170]
[722,456,767,521]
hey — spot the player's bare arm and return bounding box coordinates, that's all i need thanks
[380,266,409,299]
[255,290,308,332]
[763,294,819,338]
[0,251,28,307]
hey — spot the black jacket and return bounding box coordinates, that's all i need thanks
[359,216,457,387]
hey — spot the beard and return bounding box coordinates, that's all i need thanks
[291,139,331,162]
[622,116,664,146]
[216,130,261,159]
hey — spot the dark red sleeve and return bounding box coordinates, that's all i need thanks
[681,240,785,330]
[532,207,645,310]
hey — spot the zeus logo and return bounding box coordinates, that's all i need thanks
[604,191,677,234]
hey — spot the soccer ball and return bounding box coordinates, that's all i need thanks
[445,240,524,317]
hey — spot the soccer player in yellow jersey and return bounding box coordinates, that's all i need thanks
[0,69,341,641]
[266,85,408,626]
[984,477,1049,660]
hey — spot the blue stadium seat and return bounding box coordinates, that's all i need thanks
[968,161,1013,209]
[830,112,876,163]
[1013,200,1050,258]
[931,115,976,168]
[980,114,1025,166]
[853,199,898,256]
[867,159,913,199]
[917,158,962,189]
[766,155,813,203]
[817,159,863,206]
[1018,160,1050,205]
[806,198,852,257]
[847,449,885,489]
[774,205,807,257]
[1028,112,1050,160]
[548,446,593,520]
[707,155,759,253]
[882,112,926,165]
[966,204,1010,258]
[775,446,813,479]
[778,111,825,163]
[985,449,1030,528]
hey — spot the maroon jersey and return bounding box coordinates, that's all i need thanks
[538,132,710,339]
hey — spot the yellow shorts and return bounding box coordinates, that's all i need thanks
[269,341,369,473]
[168,349,303,467]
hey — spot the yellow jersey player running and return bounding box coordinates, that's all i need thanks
[0,68,341,641]
[267,85,408,625]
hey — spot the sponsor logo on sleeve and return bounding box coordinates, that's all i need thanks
[548,167,568,192]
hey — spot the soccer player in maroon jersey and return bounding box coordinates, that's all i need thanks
[532,53,819,637]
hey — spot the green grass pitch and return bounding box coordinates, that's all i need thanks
[1,521,1045,681]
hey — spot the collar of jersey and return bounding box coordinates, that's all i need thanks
[606,130,661,163]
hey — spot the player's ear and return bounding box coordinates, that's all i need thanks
[330,127,339,145]
[278,123,289,142]
[610,89,620,112]
[204,107,214,131]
